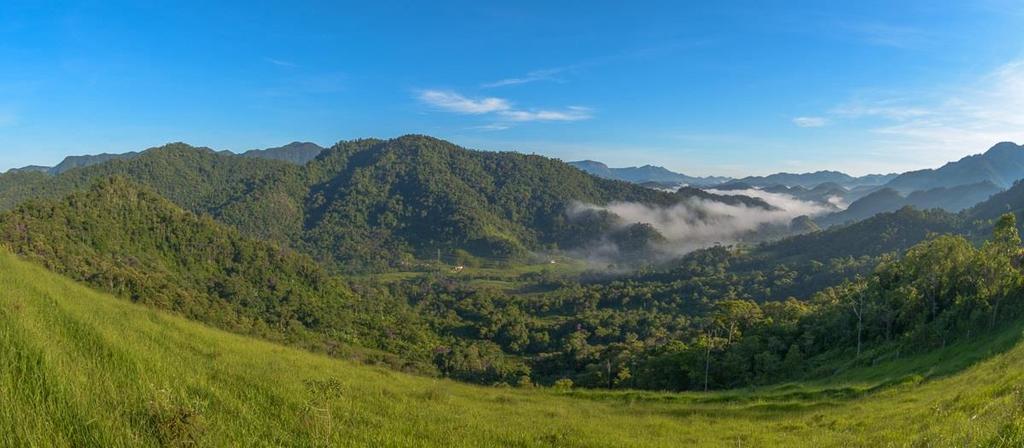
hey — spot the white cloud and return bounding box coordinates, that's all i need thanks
[483,67,566,88]
[265,58,297,68]
[417,89,593,126]
[706,188,837,216]
[792,116,828,128]
[499,106,592,122]
[418,90,511,114]
[570,190,828,258]
[826,59,1024,165]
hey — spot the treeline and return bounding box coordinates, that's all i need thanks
[0,136,689,272]
[391,214,1024,390]
[0,177,441,372]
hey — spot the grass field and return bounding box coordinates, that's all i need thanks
[357,257,590,293]
[2,249,1024,447]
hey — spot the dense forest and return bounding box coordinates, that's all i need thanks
[0,178,440,371]
[4,136,1024,391]
[2,174,1022,390]
[0,136,774,272]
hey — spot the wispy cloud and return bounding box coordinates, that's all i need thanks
[417,89,592,126]
[265,57,297,68]
[792,116,828,128]
[840,22,931,49]
[827,59,1024,164]
[500,106,592,122]
[469,124,512,131]
[483,67,567,88]
[418,90,510,114]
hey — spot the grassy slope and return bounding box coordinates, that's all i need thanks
[3,250,1024,447]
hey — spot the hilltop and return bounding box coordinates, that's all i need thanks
[0,136,780,271]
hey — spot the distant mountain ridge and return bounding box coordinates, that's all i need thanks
[3,135,758,271]
[50,152,141,175]
[569,160,731,187]
[242,141,324,164]
[5,141,326,175]
[817,181,1003,227]
[730,170,897,189]
[571,159,896,191]
[883,142,1024,193]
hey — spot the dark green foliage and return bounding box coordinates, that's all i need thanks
[5,135,1024,395]
[241,142,324,164]
[49,152,141,174]
[0,136,690,272]
[0,177,440,370]
[301,135,683,269]
[388,208,1018,390]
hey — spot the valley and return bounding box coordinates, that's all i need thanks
[4,249,1024,446]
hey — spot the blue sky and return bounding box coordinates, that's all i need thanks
[0,0,1022,175]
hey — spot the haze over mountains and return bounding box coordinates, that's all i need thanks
[571,142,1024,228]
[8,133,1024,446]
[5,136,770,270]
[568,160,731,187]
[4,141,326,175]
[6,138,1024,261]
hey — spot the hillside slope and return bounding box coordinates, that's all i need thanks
[242,141,324,164]
[2,249,1024,446]
[568,160,730,186]
[884,141,1024,193]
[817,182,1001,227]
[0,177,438,366]
[1,136,756,271]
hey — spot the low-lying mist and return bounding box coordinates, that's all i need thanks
[568,189,836,265]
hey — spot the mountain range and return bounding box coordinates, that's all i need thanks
[569,160,731,187]
[241,141,325,164]
[574,142,1024,206]
[6,138,1024,268]
[883,142,1024,193]
[4,141,327,175]
[816,181,1003,227]
[3,136,772,271]
[730,170,898,189]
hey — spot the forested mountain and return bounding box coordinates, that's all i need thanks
[2,151,142,175]
[0,177,440,368]
[5,135,1024,396]
[50,151,142,174]
[817,182,1002,227]
[302,136,696,268]
[242,141,324,164]
[967,180,1024,221]
[883,142,1024,193]
[733,170,896,189]
[5,142,324,176]
[569,160,731,186]
[4,165,49,174]
[2,136,762,271]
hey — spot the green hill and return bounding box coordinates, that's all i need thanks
[3,247,1024,446]
[0,177,439,369]
[0,136,728,271]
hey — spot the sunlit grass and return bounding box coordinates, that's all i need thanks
[2,249,1022,446]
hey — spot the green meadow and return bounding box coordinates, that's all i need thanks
[2,249,1024,447]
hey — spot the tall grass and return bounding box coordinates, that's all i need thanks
[1,250,1022,447]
